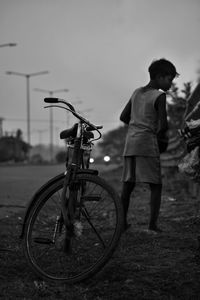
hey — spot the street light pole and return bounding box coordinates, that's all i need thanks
[6,71,49,146]
[0,43,17,138]
[34,88,69,162]
[27,75,30,146]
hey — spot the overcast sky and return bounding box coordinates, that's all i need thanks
[0,0,200,145]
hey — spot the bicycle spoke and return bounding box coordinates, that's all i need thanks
[24,174,122,283]
[81,207,106,248]
[33,244,55,261]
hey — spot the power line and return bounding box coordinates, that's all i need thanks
[6,70,49,145]
[34,88,69,161]
[4,117,66,124]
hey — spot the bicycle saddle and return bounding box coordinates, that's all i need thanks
[60,123,78,139]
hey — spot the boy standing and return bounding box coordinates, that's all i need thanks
[120,58,179,232]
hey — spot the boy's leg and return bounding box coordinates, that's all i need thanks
[121,181,135,228]
[149,183,162,231]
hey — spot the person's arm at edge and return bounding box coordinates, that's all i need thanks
[155,93,168,137]
[120,99,131,125]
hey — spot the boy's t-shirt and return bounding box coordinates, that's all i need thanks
[123,87,165,157]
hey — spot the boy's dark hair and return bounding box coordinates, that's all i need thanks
[148,58,179,80]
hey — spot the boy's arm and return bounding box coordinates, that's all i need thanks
[120,99,131,124]
[155,93,168,136]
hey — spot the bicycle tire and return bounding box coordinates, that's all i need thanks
[23,173,123,283]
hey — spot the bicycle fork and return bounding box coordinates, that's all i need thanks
[59,165,84,253]
[60,127,83,253]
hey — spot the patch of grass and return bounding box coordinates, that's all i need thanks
[1,166,200,299]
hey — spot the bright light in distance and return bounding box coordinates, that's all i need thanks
[104,155,110,162]
[89,158,94,163]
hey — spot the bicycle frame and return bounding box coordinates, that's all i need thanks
[60,121,85,238]
[57,113,101,251]
[22,97,124,283]
[20,101,100,240]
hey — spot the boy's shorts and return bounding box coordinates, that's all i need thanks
[121,156,162,184]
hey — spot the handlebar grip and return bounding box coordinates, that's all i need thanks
[44,98,59,103]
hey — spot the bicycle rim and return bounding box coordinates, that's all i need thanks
[23,174,123,283]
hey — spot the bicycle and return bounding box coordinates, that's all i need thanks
[21,97,124,284]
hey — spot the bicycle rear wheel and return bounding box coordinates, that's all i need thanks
[23,173,123,283]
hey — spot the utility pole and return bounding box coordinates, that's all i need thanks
[0,117,4,138]
[34,88,69,162]
[0,44,17,139]
[6,70,49,146]
[35,129,47,145]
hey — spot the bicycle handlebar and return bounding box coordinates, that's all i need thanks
[44,97,75,112]
[44,97,103,140]
[44,98,59,103]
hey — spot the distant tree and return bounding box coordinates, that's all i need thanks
[98,126,127,163]
[16,129,23,140]
[0,136,15,162]
[167,82,191,129]
[161,82,192,168]
[181,82,192,100]
[0,129,30,162]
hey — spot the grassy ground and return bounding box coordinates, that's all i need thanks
[1,165,200,299]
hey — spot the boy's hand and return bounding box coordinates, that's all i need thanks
[157,130,168,140]
[157,131,169,153]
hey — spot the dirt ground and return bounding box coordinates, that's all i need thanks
[1,165,200,299]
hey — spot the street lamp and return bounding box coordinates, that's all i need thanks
[34,88,69,162]
[0,43,17,48]
[6,70,49,145]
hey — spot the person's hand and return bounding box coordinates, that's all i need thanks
[157,131,169,153]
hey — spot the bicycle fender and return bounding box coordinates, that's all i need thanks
[20,173,65,239]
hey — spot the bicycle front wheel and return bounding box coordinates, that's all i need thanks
[23,173,123,283]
